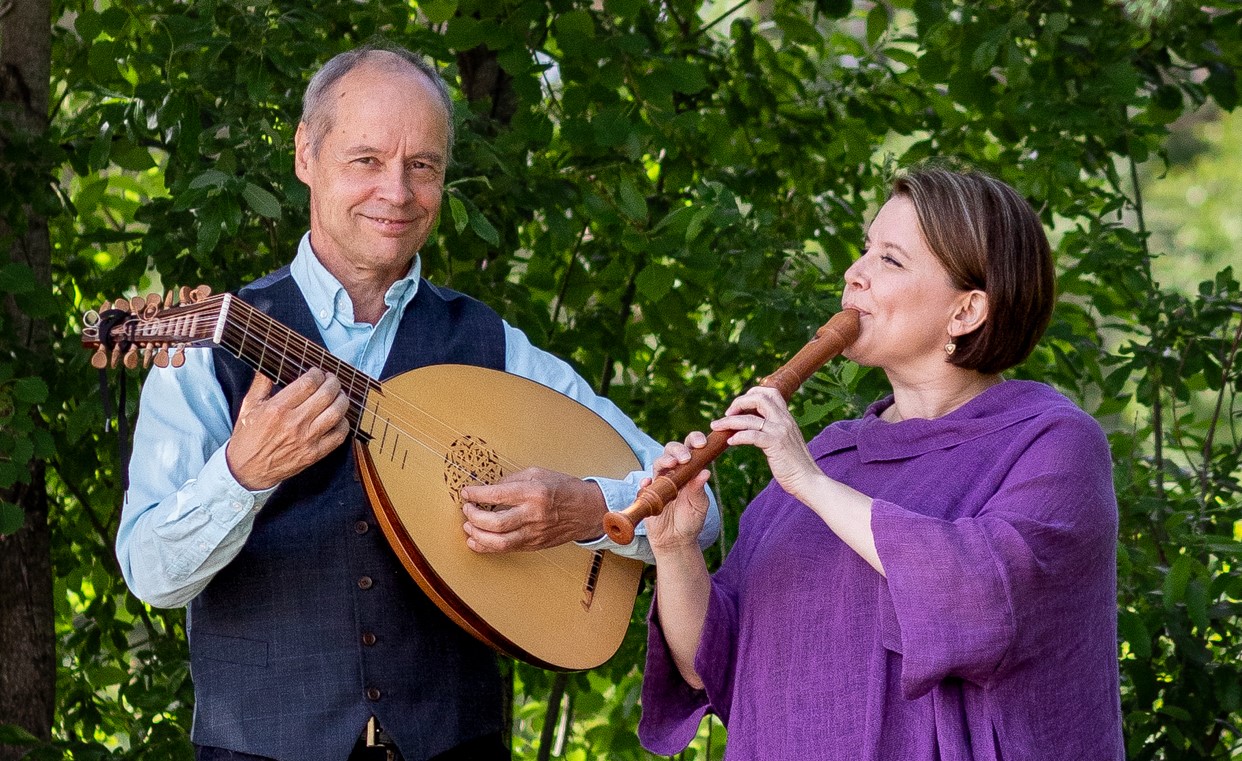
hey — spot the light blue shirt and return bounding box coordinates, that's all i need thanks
[117,234,720,608]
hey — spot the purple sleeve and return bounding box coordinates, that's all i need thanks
[638,582,737,754]
[872,413,1117,700]
[639,485,778,753]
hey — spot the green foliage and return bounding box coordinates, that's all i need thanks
[6,0,1240,758]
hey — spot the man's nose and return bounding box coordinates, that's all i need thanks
[376,163,414,203]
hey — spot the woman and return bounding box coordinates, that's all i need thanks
[640,166,1123,760]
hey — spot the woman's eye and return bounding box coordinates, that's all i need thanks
[881,254,901,267]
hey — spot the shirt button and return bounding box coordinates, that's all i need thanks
[365,687,381,701]
[358,576,373,590]
[361,632,377,646]
[354,520,369,535]
[232,501,243,511]
[319,309,329,319]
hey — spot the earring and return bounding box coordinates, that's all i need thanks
[944,341,957,356]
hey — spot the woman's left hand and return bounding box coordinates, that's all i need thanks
[712,387,822,501]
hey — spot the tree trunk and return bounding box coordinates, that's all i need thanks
[0,0,55,757]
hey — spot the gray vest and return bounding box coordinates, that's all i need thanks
[191,268,507,761]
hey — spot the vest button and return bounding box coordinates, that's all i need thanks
[365,687,381,701]
[358,576,373,590]
[354,520,370,535]
[361,632,377,646]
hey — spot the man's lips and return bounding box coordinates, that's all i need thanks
[362,214,416,230]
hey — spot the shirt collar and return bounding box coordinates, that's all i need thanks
[291,232,422,329]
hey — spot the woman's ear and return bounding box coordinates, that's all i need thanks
[948,289,989,339]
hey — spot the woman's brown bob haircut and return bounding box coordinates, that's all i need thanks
[889,165,1055,375]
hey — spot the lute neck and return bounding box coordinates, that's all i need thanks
[217,296,382,437]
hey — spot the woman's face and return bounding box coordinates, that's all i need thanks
[840,195,976,374]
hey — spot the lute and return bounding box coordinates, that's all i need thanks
[83,286,644,671]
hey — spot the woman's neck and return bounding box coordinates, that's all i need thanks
[882,370,1004,422]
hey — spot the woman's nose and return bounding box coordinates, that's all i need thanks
[843,257,867,290]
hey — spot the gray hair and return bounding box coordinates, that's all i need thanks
[300,44,455,162]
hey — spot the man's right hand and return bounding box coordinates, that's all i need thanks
[225,369,351,491]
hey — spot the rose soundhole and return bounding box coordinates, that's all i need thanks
[444,435,503,506]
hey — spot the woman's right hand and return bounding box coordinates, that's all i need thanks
[641,432,714,554]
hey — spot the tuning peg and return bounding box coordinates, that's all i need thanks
[99,300,112,313]
[179,285,192,304]
[110,344,123,369]
[191,285,213,302]
[153,348,170,368]
[171,348,185,368]
[164,290,174,308]
[91,347,108,370]
[129,296,146,313]
[123,346,139,369]
[141,345,154,368]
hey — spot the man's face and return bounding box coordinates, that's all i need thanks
[294,62,449,288]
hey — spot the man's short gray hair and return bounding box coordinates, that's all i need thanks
[300,44,455,161]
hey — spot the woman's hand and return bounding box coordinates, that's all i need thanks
[641,433,714,554]
[712,387,823,503]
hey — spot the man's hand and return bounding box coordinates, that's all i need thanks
[225,369,351,491]
[458,468,607,553]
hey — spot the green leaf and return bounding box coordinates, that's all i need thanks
[419,0,458,24]
[242,183,282,220]
[12,377,48,404]
[112,141,157,171]
[448,195,468,234]
[469,212,500,247]
[75,10,103,42]
[866,3,889,47]
[616,178,648,222]
[1164,554,1193,608]
[189,169,230,190]
[1118,609,1151,659]
[0,501,23,536]
[554,10,597,57]
[635,264,674,302]
[971,29,1005,72]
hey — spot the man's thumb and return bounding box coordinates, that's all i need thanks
[243,372,274,404]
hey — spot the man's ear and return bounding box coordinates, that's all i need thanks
[948,289,989,339]
[293,123,311,184]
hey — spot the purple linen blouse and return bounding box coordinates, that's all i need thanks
[640,381,1123,760]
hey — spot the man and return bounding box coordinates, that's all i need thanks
[116,45,719,761]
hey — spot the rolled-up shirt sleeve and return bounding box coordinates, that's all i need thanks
[872,414,1117,699]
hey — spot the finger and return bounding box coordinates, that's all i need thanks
[460,479,536,507]
[461,501,523,533]
[272,368,327,408]
[318,416,351,453]
[307,387,350,433]
[685,430,709,448]
[462,521,514,554]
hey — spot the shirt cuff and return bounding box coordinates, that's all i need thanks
[202,445,278,519]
